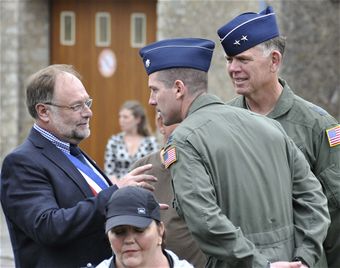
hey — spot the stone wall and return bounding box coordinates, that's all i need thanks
[275,0,340,119]
[0,0,49,165]
[0,1,20,165]
[157,0,340,120]
[17,0,50,140]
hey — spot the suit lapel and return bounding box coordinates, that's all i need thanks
[28,128,104,197]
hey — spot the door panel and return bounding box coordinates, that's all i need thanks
[51,0,157,169]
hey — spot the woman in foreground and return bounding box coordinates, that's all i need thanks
[96,186,194,268]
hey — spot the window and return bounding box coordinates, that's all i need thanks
[60,11,76,46]
[96,12,111,47]
[131,13,146,48]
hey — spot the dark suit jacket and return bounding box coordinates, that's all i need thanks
[0,128,117,268]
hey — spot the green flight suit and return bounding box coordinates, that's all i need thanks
[228,78,340,268]
[164,93,330,268]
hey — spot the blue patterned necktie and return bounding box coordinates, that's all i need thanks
[70,144,88,165]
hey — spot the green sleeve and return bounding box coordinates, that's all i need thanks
[288,137,330,267]
[314,126,340,211]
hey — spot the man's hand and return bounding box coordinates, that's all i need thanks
[108,175,118,184]
[159,203,169,210]
[271,261,307,268]
[115,164,157,191]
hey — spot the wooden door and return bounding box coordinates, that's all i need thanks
[51,0,157,169]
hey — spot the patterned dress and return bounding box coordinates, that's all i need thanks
[104,132,159,178]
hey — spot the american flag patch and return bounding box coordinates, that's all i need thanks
[326,125,340,147]
[162,146,177,169]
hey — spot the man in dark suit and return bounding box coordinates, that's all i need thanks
[0,64,156,268]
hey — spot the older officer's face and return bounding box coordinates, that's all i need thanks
[226,45,273,97]
[45,72,93,144]
[148,72,182,126]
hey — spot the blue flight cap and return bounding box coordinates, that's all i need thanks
[139,38,215,75]
[217,6,279,56]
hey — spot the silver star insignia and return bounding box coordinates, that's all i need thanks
[145,59,151,68]
[233,40,241,46]
[241,35,248,42]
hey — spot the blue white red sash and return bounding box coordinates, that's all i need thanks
[64,153,109,195]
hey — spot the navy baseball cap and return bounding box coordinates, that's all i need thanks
[139,38,215,75]
[217,6,279,56]
[105,186,160,233]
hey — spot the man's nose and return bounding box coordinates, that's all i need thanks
[148,94,156,106]
[228,59,241,72]
[81,105,93,117]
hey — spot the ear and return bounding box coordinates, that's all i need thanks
[159,125,166,135]
[173,79,185,100]
[158,221,165,237]
[270,50,282,73]
[35,103,50,123]
[157,222,165,246]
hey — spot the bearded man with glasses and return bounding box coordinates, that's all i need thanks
[0,64,158,268]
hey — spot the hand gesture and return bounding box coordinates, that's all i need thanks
[115,164,157,191]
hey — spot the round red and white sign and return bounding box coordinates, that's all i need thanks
[98,49,117,77]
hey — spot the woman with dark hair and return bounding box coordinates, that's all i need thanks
[96,186,194,268]
[104,100,159,181]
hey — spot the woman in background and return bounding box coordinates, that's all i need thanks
[104,100,158,181]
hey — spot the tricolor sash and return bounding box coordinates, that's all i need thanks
[64,152,109,194]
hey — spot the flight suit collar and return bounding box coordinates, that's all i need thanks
[187,93,224,116]
[267,78,295,119]
[238,78,295,118]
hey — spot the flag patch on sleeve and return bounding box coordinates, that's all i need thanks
[162,146,177,169]
[326,125,340,147]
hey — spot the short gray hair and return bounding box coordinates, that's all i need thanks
[258,36,286,57]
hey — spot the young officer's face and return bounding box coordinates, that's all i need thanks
[148,72,182,126]
[226,45,273,97]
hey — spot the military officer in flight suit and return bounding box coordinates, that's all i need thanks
[217,6,340,268]
[139,37,330,268]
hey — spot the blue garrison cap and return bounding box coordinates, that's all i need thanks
[217,6,279,56]
[139,38,215,75]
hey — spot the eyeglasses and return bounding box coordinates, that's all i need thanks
[44,98,93,112]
